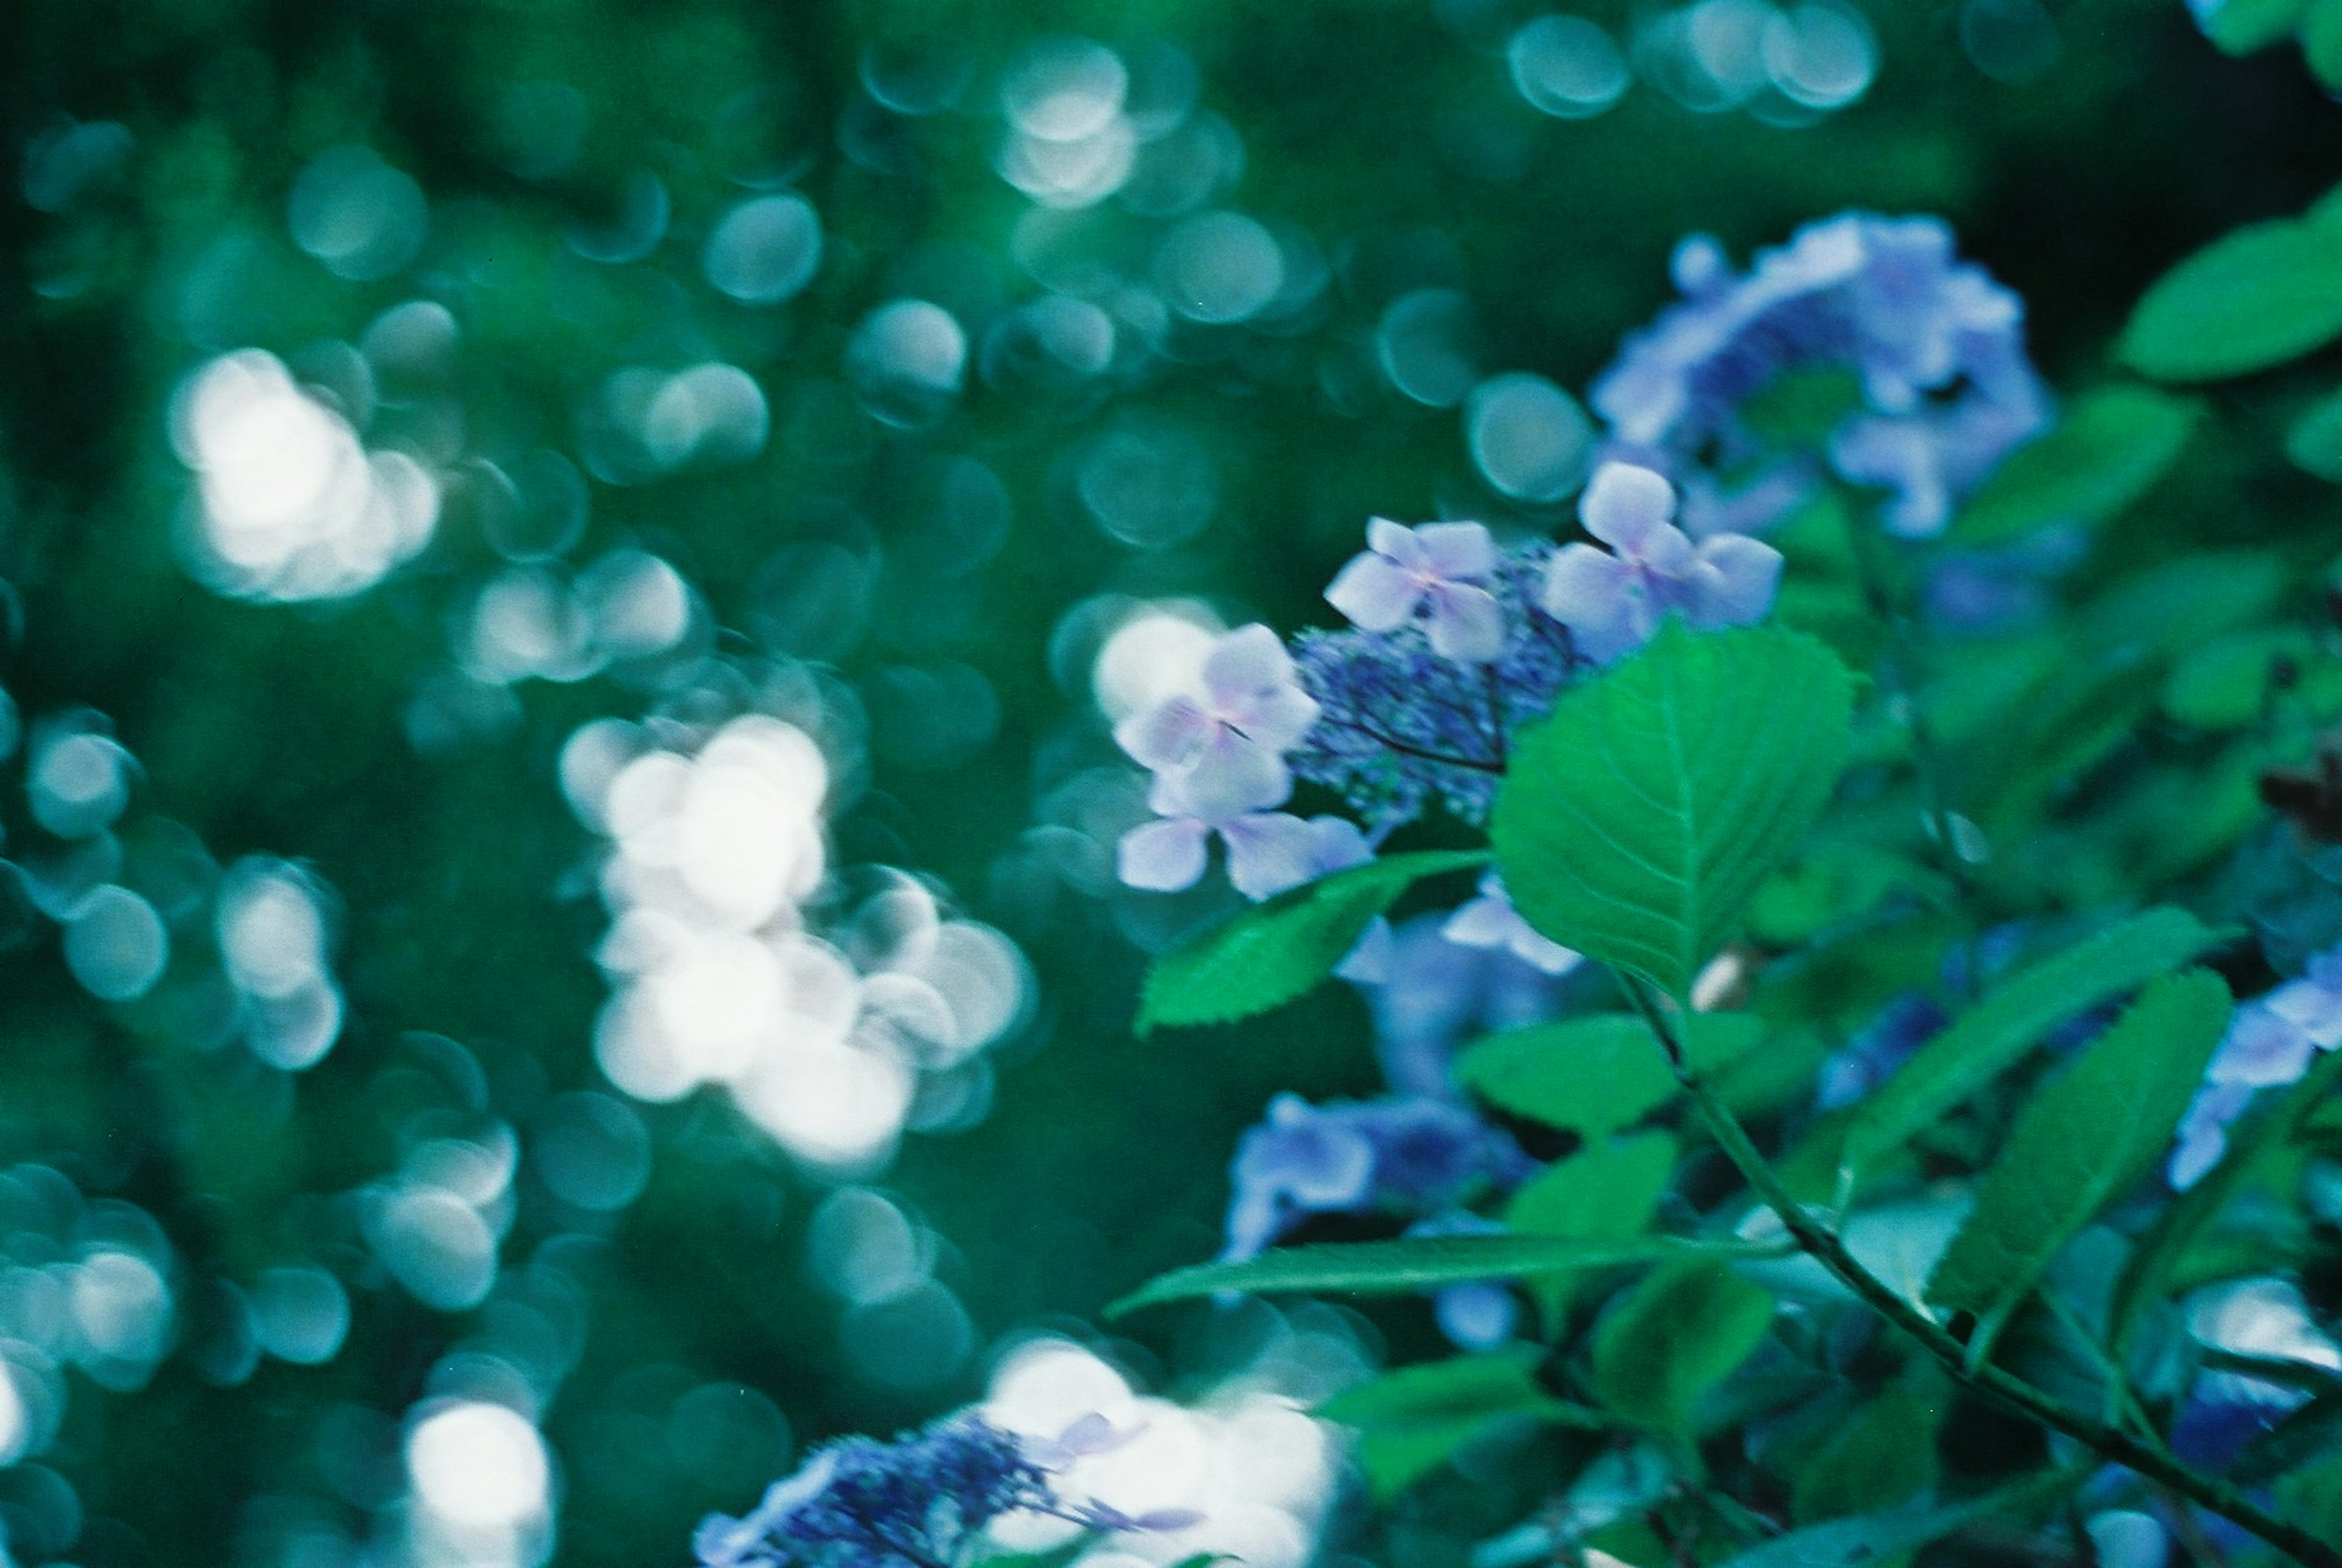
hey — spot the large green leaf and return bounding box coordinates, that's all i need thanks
[2196,0,2308,51]
[1506,1131,1678,1330]
[1317,1346,1605,1496]
[2118,213,2342,382]
[1953,385,2201,545]
[1925,970,2231,1351]
[1839,908,2224,1183]
[1491,623,1857,999]
[1591,1259,1776,1436]
[1106,1233,1758,1316]
[1717,1470,2079,1568]
[1136,849,1485,1031]
[1789,1381,1942,1524]
[1457,1012,1762,1138]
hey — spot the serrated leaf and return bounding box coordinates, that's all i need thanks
[1136,849,1486,1031]
[1953,385,2201,545]
[2119,213,2342,382]
[1106,1233,1757,1317]
[1840,908,2224,1183]
[1591,1259,1775,1436]
[1318,1345,1605,1495]
[2111,1047,2342,1351]
[1717,1470,2079,1568]
[1457,1013,1762,1139]
[1491,623,1857,999]
[1506,1131,1678,1330]
[1925,970,2231,1352]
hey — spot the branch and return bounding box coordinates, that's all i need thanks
[1616,973,2342,1568]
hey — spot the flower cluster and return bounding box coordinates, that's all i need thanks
[2168,945,2342,1189]
[1286,468,1782,834]
[1223,1092,1538,1261]
[1592,213,2050,539]
[697,1416,1191,1568]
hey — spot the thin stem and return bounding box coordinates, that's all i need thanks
[1323,715,1506,775]
[1616,973,2342,1568]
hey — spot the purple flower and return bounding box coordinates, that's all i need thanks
[1814,993,1949,1112]
[2207,1008,2315,1088]
[1291,546,1576,831]
[1224,1094,1536,1261]
[1540,463,1782,664]
[1360,912,1575,1098]
[697,1417,1056,1568]
[1112,624,1320,822]
[1407,1211,1522,1351]
[1591,213,2049,539]
[2168,1081,2255,1191]
[1441,872,1580,976]
[2262,948,2342,1047]
[1325,520,1506,662]
[2168,938,2342,1188]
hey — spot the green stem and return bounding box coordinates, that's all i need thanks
[1616,975,2342,1568]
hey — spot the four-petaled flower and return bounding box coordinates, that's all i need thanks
[1112,624,1320,822]
[1325,519,1506,662]
[1440,872,1580,976]
[1540,462,1783,665]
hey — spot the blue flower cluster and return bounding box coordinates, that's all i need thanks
[1224,1092,1538,1262]
[1592,213,2050,539]
[696,1418,1055,1568]
[2169,945,2342,1188]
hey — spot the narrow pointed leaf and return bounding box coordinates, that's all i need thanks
[1106,1233,1758,1317]
[1136,849,1485,1032]
[1591,1258,1776,1436]
[2119,213,2342,382]
[1491,623,1856,999]
[1317,1345,1606,1496]
[1841,908,2224,1181]
[1925,970,2231,1350]
[1954,385,2201,544]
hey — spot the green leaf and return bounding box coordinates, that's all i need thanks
[1136,849,1486,1031]
[2307,0,2342,88]
[1925,970,2231,1352]
[1591,1259,1775,1436]
[1106,1233,1758,1317]
[2118,213,2342,382]
[1954,385,2201,544]
[2273,1433,2342,1542]
[1506,1131,1678,1330]
[1717,1470,2079,1568]
[1839,908,2224,1183]
[1457,1013,1763,1138]
[1317,1345,1606,1496]
[2111,1046,2342,1351]
[1790,1381,1943,1524]
[2163,627,2316,729]
[1492,623,1857,998]
[2286,381,2342,480]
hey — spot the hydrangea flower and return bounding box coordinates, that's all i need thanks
[1406,1210,1521,1351]
[1441,872,1581,976]
[1325,519,1505,662]
[1291,546,1575,830]
[1359,911,1575,1098]
[2167,942,2342,1189]
[698,1416,1194,1568]
[1112,624,1319,823]
[1592,213,2050,539]
[1224,1093,1536,1261]
[696,1417,1055,1568]
[1814,993,1949,1112]
[1540,462,1783,665]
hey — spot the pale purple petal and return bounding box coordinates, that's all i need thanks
[1221,811,1325,900]
[1441,892,1520,950]
[1325,551,1422,632]
[1415,521,1498,581]
[1434,1281,1519,1351]
[1170,728,1292,822]
[1112,695,1210,771]
[1230,681,1322,754]
[1541,544,1644,664]
[1423,581,1506,662]
[1579,462,1678,554]
[2208,1008,2316,1087]
[2169,1082,2255,1191]
[1117,817,1209,892]
[1366,515,1428,571]
[1305,814,1375,876]
[1200,624,1297,711]
[1336,915,1395,983]
[1686,534,1784,628]
[2266,974,2342,1050]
